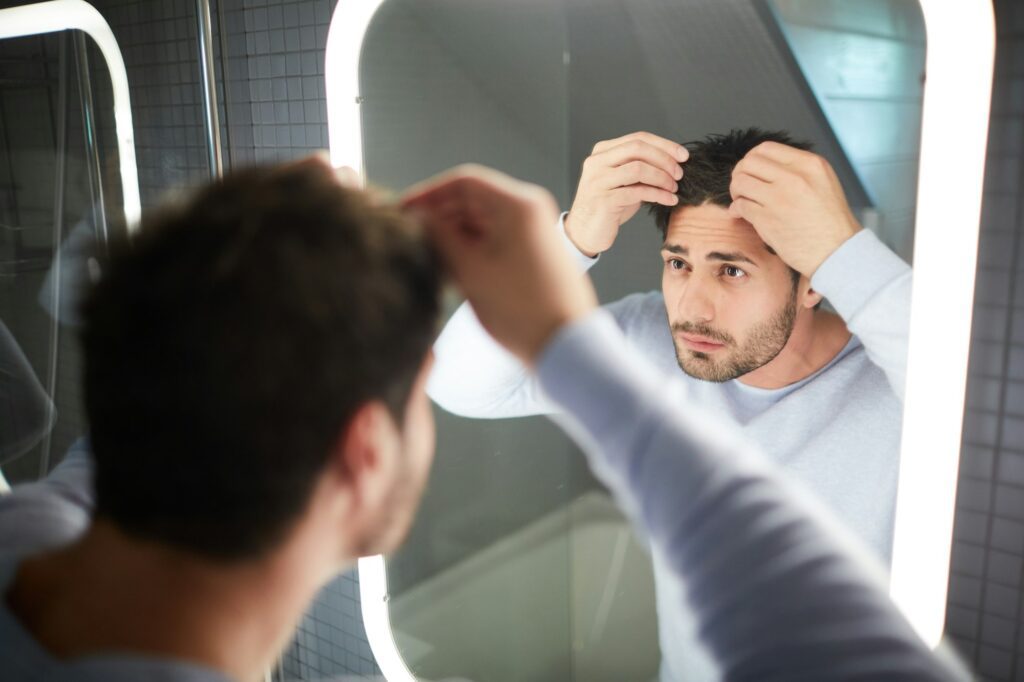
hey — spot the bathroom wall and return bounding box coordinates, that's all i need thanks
[944,2,1024,680]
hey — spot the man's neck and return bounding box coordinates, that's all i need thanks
[737,309,852,390]
[6,520,335,682]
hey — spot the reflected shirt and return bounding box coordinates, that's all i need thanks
[428,221,912,681]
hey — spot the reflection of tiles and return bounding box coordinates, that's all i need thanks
[280,569,381,680]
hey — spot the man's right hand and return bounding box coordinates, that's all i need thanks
[565,132,689,257]
[402,165,599,366]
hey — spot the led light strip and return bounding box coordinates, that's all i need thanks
[891,0,995,647]
[326,5,415,679]
[327,0,998,674]
[0,0,141,230]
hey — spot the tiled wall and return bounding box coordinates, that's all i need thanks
[945,1,1024,680]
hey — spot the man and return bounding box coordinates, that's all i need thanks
[427,129,911,681]
[407,165,962,681]
[0,159,442,681]
[0,157,958,681]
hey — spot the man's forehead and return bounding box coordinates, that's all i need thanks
[664,204,770,255]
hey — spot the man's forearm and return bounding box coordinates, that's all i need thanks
[812,229,912,400]
[537,310,966,681]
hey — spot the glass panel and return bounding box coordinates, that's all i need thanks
[0,30,127,487]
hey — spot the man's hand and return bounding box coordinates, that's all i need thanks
[728,142,862,278]
[565,132,688,258]
[402,165,598,365]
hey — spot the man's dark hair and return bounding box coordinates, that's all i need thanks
[647,128,813,288]
[80,160,441,561]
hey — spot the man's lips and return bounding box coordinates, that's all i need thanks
[677,332,726,352]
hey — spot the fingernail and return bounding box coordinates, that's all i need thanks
[677,146,689,162]
[674,165,683,180]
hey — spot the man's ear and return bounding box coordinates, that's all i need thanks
[799,276,824,310]
[328,401,398,496]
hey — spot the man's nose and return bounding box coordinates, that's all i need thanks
[676,280,715,324]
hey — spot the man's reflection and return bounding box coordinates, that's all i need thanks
[429,128,911,681]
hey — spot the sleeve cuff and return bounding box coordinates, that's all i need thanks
[811,229,910,322]
[558,212,601,273]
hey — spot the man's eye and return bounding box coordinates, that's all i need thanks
[723,265,747,278]
[668,259,688,271]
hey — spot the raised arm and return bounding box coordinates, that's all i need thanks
[537,310,963,681]
[427,214,596,418]
[430,130,686,418]
[811,229,911,399]
[730,141,910,399]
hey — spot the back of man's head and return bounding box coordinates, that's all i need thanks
[648,128,813,239]
[80,159,441,561]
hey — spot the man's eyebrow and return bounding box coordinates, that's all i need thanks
[661,243,760,267]
[706,250,758,266]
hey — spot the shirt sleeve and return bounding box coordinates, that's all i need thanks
[536,310,968,682]
[811,229,912,401]
[0,439,94,555]
[426,212,599,418]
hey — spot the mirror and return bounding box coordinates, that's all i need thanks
[0,21,134,488]
[326,0,992,679]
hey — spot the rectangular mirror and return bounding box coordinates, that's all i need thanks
[323,0,994,679]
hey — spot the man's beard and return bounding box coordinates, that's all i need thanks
[672,295,798,383]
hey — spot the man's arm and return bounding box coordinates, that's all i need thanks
[0,439,94,555]
[428,214,598,418]
[811,229,911,399]
[429,131,685,418]
[730,142,910,399]
[537,310,965,681]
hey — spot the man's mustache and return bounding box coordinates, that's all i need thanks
[672,321,734,346]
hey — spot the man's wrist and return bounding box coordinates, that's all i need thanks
[807,221,863,279]
[563,212,601,259]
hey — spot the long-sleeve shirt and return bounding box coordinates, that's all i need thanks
[428,217,913,681]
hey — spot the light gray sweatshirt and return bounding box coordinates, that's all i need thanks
[428,221,912,681]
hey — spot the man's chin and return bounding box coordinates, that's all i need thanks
[676,350,740,383]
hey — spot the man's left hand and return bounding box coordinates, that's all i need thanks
[728,142,862,278]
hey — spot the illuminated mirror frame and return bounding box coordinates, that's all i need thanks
[0,0,141,229]
[328,0,994,674]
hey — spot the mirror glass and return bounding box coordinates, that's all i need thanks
[0,30,128,488]
[356,0,926,679]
